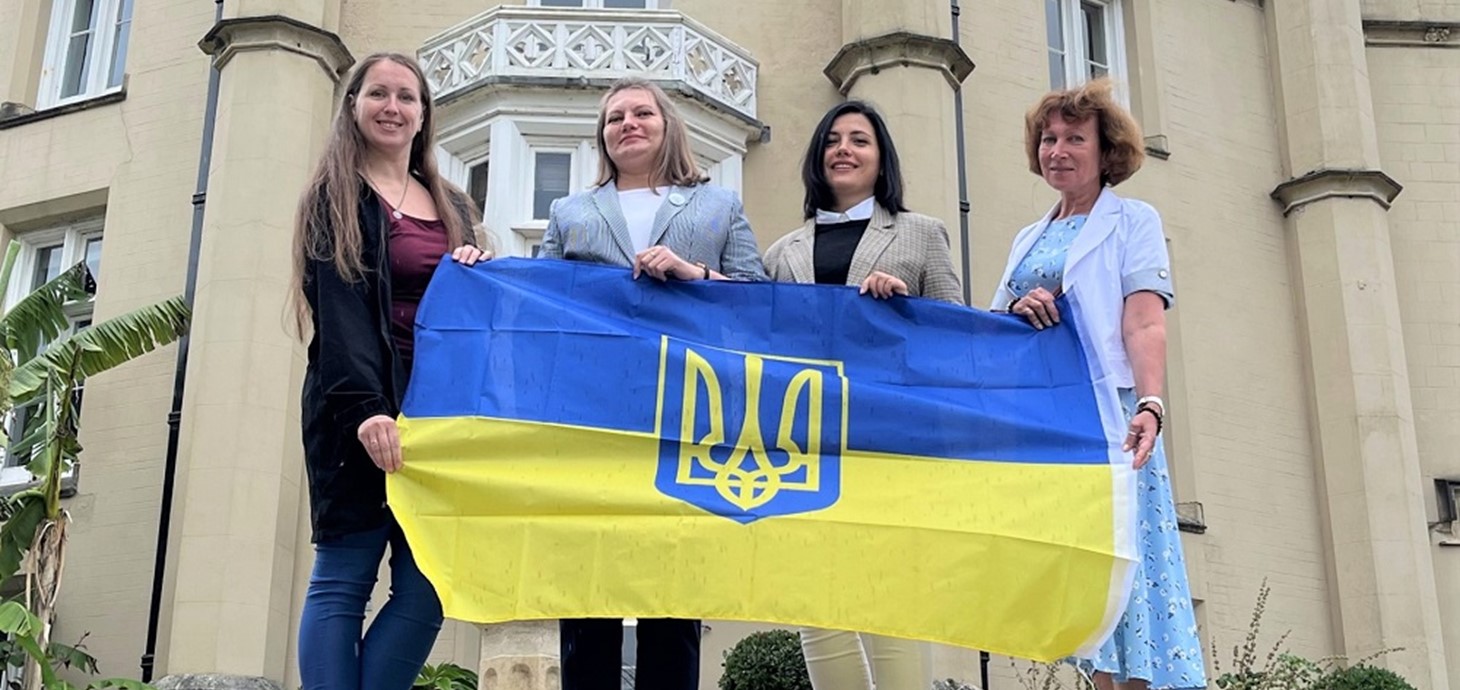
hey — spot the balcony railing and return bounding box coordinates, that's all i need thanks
[420,6,759,119]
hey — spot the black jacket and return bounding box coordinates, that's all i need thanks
[301,181,476,542]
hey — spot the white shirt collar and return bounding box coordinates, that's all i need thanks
[815,196,876,224]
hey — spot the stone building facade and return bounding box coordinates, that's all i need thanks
[0,0,1456,688]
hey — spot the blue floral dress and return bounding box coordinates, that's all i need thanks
[1009,216,1207,690]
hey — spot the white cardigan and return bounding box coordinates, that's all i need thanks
[990,187,1173,390]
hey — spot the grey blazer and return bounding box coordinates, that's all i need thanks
[540,181,767,281]
[763,203,964,304]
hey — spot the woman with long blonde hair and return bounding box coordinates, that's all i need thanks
[292,52,489,690]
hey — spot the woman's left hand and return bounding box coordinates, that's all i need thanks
[451,245,493,266]
[858,271,910,299]
[1124,409,1159,469]
[1010,286,1061,329]
[634,246,697,281]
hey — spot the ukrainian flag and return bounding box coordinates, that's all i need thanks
[389,258,1136,660]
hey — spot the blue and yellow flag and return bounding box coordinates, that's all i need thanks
[389,258,1137,660]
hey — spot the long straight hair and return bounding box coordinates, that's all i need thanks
[593,78,708,188]
[800,100,908,220]
[291,52,482,333]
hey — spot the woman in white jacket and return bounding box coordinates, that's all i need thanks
[991,78,1206,690]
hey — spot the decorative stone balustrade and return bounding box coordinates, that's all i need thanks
[420,6,758,119]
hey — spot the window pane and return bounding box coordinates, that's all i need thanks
[69,0,97,33]
[107,0,134,89]
[1082,2,1108,79]
[1045,0,1064,51]
[469,161,490,215]
[84,237,103,281]
[31,245,64,292]
[1048,50,1066,90]
[603,0,648,8]
[538,0,584,6]
[1046,0,1067,88]
[533,152,572,220]
[61,0,99,97]
[61,35,91,97]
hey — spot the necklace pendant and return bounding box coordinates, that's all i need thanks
[392,210,403,220]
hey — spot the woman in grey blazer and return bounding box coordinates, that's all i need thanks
[542,77,764,690]
[540,79,765,284]
[763,101,962,306]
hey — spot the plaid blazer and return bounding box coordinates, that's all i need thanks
[540,181,767,281]
[763,203,964,304]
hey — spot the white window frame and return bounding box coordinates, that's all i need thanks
[37,0,134,109]
[1046,0,1128,103]
[0,220,103,492]
[528,0,663,9]
[511,137,596,252]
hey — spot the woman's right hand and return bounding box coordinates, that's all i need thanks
[1010,287,1061,329]
[451,245,493,266]
[357,414,402,473]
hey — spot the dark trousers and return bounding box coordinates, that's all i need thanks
[560,618,701,690]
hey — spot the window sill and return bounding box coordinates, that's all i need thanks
[512,223,548,241]
[1175,500,1206,534]
[1144,134,1171,161]
[0,89,127,131]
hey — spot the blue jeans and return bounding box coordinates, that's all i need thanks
[299,520,444,690]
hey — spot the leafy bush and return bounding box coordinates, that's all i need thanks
[719,630,812,690]
[1315,665,1416,690]
[1212,580,1417,690]
[934,679,979,690]
[413,662,478,690]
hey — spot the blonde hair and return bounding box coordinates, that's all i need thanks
[290,52,483,333]
[594,78,708,188]
[1024,78,1145,187]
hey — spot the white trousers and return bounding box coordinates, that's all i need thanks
[799,628,931,690]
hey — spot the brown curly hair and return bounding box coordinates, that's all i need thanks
[1024,78,1144,187]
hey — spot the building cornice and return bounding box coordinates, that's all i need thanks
[823,31,975,95]
[1270,168,1403,217]
[1363,20,1460,48]
[199,16,354,82]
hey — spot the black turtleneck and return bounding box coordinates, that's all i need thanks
[813,218,871,286]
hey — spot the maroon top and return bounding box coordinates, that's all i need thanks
[386,204,450,375]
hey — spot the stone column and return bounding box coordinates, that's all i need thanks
[823,0,973,259]
[1266,1,1449,687]
[479,622,561,690]
[155,3,351,687]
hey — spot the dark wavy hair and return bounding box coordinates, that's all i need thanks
[800,100,908,220]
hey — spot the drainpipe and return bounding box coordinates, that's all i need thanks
[140,0,224,680]
[950,0,973,308]
[948,10,992,685]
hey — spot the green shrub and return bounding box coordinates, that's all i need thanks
[719,629,812,690]
[413,662,478,690]
[1315,665,1416,690]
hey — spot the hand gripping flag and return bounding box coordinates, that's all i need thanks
[388,258,1137,660]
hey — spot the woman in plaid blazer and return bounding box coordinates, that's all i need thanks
[764,100,962,690]
[763,101,962,306]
